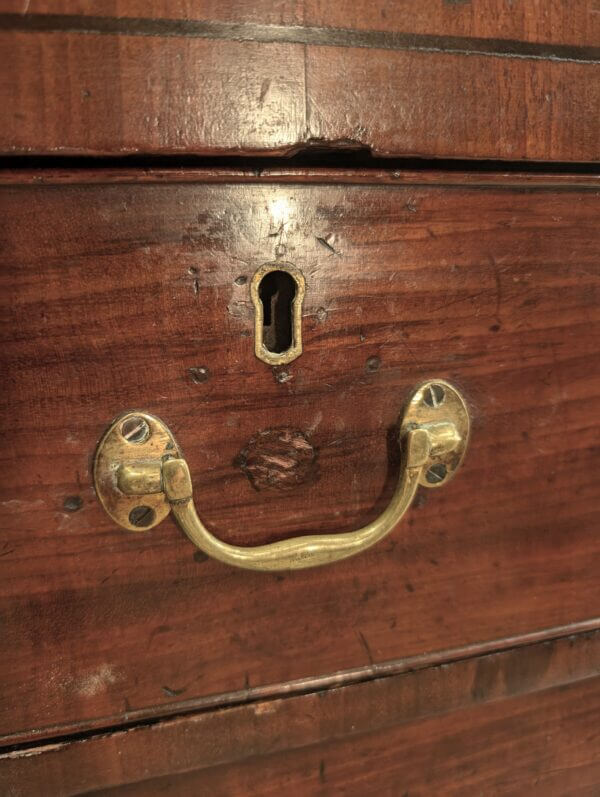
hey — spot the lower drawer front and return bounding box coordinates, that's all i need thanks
[4,631,600,796]
[0,171,599,742]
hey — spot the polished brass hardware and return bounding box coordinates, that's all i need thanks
[93,380,469,570]
[251,263,305,366]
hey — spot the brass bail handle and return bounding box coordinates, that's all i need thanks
[93,380,469,571]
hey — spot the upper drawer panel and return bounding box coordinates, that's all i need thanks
[0,1,599,160]
[0,168,599,743]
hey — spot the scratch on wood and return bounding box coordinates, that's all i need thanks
[254,701,277,716]
[316,235,339,255]
[319,759,327,783]
[259,78,271,104]
[357,630,374,666]
[431,287,491,313]
[162,685,186,697]
[99,568,118,585]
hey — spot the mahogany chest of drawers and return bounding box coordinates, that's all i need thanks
[1,3,599,794]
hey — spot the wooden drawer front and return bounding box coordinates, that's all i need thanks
[0,3,599,161]
[4,631,600,796]
[0,170,599,743]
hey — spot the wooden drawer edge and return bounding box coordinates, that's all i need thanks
[2,627,600,795]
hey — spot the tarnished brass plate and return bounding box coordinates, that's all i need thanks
[251,262,305,366]
[93,411,179,531]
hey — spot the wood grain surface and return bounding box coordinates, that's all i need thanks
[3,630,600,796]
[0,2,598,159]
[0,170,599,744]
[3,0,599,44]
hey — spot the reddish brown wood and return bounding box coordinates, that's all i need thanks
[0,4,598,159]
[3,630,600,796]
[306,0,600,46]
[109,679,600,797]
[306,48,600,161]
[3,0,597,44]
[0,171,598,743]
[0,30,306,155]
[0,1,305,26]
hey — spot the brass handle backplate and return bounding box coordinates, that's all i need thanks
[93,380,469,571]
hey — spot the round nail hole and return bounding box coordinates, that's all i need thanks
[423,384,445,408]
[189,366,210,384]
[63,495,83,512]
[365,356,381,374]
[426,463,447,484]
[121,416,150,444]
[129,505,156,527]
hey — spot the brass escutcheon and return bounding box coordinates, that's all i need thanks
[250,262,305,366]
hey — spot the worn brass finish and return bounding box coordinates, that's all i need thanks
[117,462,163,495]
[94,411,180,532]
[250,262,305,366]
[93,381,469,569]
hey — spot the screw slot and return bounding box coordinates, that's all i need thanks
[121,416,150,444]
[426,463,447,484]
[423,384,445,408]
[129,505,156,527]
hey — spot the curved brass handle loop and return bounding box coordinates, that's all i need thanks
[94,381,469,571]
[162,431,424,571]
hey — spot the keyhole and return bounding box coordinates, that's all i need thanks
[251,263,305,366]
[258,270,297,354]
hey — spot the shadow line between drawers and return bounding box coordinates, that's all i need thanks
[3,616,600,751]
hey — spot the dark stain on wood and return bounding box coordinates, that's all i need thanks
[471,652,502,702]
[503,638,554,696]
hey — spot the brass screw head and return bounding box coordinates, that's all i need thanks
[121,416,151,444]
